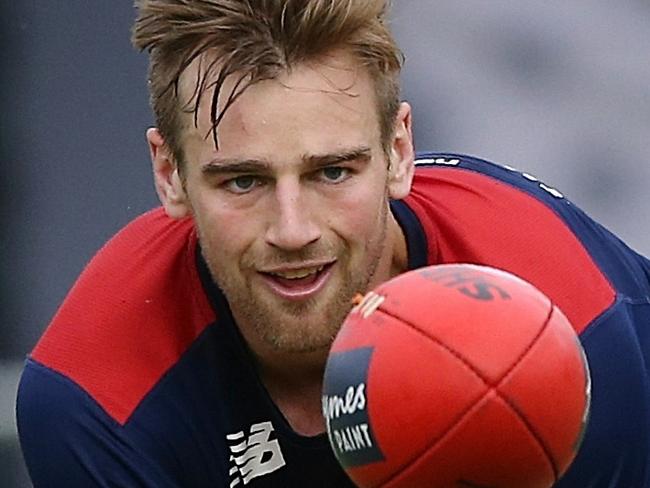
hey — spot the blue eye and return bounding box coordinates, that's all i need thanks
[226,175,258,193]
[321,167,348,182]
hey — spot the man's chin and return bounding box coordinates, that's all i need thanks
[265,338,335,355]
[229,277,358,353]
[255,313,341,354]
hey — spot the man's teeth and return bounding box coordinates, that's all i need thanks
[271,265,325,280]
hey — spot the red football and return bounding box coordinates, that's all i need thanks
[323,264,590,488]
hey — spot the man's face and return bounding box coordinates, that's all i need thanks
[176,52,406,354]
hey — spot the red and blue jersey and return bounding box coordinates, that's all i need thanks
[17,154,650,487]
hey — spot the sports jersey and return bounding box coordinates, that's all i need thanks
[17,153,650,487]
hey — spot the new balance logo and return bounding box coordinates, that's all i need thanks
[227,421,286,487]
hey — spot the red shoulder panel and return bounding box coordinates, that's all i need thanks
[404,167,615,335]
[32,208,216,425]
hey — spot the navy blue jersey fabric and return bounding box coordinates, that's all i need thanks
[17,153,650,487]
[18,252,357,487]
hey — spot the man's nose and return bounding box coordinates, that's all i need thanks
[264,179,321,251]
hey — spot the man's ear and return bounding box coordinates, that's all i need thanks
[387,102,415,200]
[146,128,190,219]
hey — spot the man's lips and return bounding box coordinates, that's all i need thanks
[258,262,335,301]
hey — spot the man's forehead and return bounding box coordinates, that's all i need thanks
[174,54,381,163]
[176,49,372,119]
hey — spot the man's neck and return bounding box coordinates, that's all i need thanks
[256,349,329,436]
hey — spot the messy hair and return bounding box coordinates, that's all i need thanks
[132,0,403,166]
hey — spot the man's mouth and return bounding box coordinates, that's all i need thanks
[259,263,334,300]
[268,264,326,281]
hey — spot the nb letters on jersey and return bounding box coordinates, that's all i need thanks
[227,421,286,486]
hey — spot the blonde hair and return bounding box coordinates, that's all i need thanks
[132,0,403,165]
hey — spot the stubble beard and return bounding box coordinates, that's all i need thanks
[199,204,389,355]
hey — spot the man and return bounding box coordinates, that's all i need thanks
[16,1,650,487]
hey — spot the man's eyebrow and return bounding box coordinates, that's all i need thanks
[305,146,372,167]
[200,146,372,174]
[201,158,271,175]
